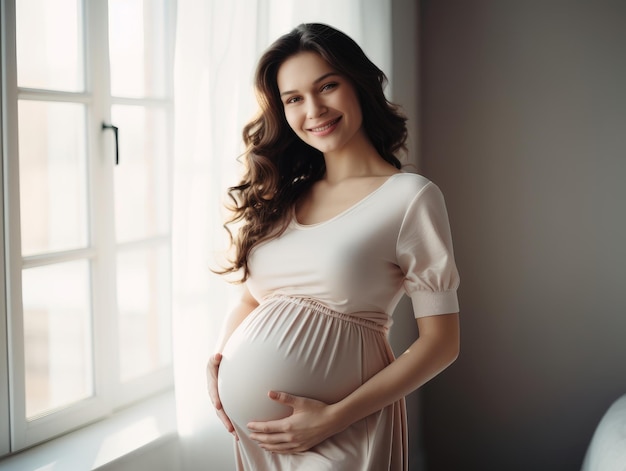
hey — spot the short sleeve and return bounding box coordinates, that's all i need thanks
[396,182,460,318]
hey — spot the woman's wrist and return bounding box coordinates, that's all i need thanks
[328,398,362,434]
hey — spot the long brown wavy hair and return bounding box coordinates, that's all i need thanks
[219,23,408,282]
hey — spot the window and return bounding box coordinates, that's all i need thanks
[1,0,175,453]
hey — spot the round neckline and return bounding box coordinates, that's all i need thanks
[292,172,404,229]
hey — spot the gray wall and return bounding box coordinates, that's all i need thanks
[418,1,626,470]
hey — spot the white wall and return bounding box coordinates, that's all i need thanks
[419,1,626,469]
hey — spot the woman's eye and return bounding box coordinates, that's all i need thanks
[285,96,301,104]
[321,82,338,92]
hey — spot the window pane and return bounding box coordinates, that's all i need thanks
[18,101,89,256]
[111,105,169,243]
[22,261,93,419]
[117,246,171,382]
[108,0,167,98]
[16,0,84,92]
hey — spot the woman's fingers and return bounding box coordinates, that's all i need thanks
[206,353,238,439]
[216,408,237,436]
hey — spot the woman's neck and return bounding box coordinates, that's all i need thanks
[322,132,397,184]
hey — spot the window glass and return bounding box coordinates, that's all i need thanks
[117,246,171,381]
[15,0,84,92]
[18,101,89,256]
[108,0,167,98]
[111,105,169,243]
[22,260,93,419]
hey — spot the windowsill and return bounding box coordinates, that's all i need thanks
[0,390,178,471]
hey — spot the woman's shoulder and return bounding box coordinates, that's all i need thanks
[379,172,449,219]
[386,171,433,196]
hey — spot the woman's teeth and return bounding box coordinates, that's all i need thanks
[310,118,339,132]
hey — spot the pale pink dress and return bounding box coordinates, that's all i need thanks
[218,173,460,471]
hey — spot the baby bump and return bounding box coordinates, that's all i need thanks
[218,296,387,429]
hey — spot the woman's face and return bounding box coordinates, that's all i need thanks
[276,51,365,156]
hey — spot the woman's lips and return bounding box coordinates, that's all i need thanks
[307,117,342,134]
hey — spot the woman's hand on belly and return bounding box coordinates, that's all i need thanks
[207,353,238,440]
[247,390,346,453]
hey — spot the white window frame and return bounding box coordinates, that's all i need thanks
[0,0,12,454]
[1,0,175,454]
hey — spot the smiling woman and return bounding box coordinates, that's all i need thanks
[207,23,460,471]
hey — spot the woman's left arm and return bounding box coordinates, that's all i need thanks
[247,312,460,453]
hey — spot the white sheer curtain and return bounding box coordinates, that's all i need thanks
[172,1,392,468]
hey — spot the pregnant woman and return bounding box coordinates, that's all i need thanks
[207,23,461,471]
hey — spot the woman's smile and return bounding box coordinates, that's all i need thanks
[307,116,342,135]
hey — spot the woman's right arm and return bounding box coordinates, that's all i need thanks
[207,286,259,437]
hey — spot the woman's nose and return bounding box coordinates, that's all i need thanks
[306,98,327,119]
